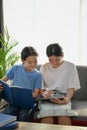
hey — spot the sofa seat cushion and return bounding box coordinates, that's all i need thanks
[72,99,87,120]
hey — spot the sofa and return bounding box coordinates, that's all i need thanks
[0,65,87,126]
[34,65,87,126]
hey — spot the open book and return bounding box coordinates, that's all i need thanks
[0,80,34,109]
[35,90,66,101]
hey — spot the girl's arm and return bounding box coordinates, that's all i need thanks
[32,88,40,98]
[1,75,9,82]
[64,88,75,103]
[0,76,9,92]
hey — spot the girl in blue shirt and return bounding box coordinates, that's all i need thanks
[1,46,42,121]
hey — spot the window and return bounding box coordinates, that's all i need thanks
[3,0,87,65]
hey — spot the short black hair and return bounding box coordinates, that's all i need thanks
[21,46,38,60]
[46,43,63,57]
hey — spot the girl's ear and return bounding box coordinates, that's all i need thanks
[21,58,24,63]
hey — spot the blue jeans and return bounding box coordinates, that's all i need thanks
[3,105,34,122]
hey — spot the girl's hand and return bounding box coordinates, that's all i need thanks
[50,96,69,104]
[51,88,74,104]
[41,89,52,98]
[0,84,3,92]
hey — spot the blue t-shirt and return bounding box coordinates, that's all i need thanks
[6,64,42,91]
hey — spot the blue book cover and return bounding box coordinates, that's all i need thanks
[0,80,13,104]
[0,80,34,109]
[0,113,16,127]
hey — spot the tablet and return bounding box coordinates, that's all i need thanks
[35,90,66,101]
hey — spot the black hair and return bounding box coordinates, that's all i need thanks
[21,46,38,60]
[46,43,63,57]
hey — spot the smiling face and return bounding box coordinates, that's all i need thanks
[48,55,63,68]
[46,44,64,68]
[22,55,37,71]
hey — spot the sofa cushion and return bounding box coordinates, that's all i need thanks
[72,99,87,120]
[72,99,87,110]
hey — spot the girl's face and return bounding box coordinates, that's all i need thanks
[48,55,63,68]
[22,56,37,71]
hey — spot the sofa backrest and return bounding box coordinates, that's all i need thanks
[36,65,87,100]
[72,65,87,100]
